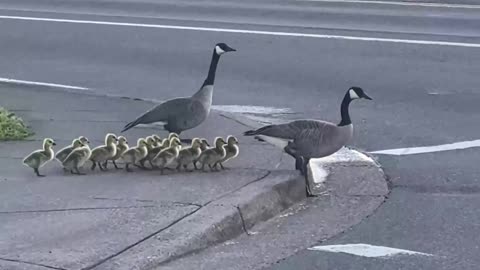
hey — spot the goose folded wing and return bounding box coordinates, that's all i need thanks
[248,120,331,139]
[130,98,192,125]
[293,121,342,157]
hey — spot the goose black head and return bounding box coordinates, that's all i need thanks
[348,86,372,101]
[215,43,236,55]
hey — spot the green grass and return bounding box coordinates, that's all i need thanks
[0,107,33,141]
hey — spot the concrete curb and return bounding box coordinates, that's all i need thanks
[94,170,305,270]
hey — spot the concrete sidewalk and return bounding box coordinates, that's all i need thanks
[0,84,388,270]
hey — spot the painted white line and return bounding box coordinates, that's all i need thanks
[299,0,480,9]
[308,243,434,258]
[310,148,374,183]
[369,139,480,156]
[212,105,292,114]
[0,77,91,91]
[0,15,480,48]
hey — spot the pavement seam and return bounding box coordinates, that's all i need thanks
[236,205,254,236]
[0,205,157,214]
[80,206,202,270]
[0,257,67,270]
[202,170,272,206]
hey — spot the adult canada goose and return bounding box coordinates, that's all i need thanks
[22,138,56,177]
[121,43,236,136]
[244,86,372,197]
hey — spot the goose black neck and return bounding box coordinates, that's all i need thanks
[338,94,352,126]
[202,49,220,88]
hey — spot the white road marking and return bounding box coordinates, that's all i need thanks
[308,243,434,258]
[369,139,480,156]
[0,77,91,91]
[299,0,480,9]
[0,15,479,48]
[310,148,374,183]
[212,105,291,114]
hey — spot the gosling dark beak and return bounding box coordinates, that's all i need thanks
[362,93,373,100]
[52,142,57,146]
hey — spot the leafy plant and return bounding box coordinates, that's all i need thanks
[0,107,33,140]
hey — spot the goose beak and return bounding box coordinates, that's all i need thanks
[362,93,373,100]
[225,45,236,52]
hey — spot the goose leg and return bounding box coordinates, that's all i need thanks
[284,144,303,174]
[113,160,122,169]
[98,162,106,171]
[34,168,45,177]
[301,157,316,197]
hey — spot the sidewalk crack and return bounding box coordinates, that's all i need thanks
[0,257,67,270]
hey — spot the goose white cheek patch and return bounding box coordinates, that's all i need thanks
[215,46,226,55]
[349,89,360,99]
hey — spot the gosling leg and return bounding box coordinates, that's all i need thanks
[103,161,109,169]
[98,162,106,171]
[34,168,45,177]
[91,161,96,171]
[125,163,133,172]
[184,164,193,172]
[113,160,122,169]
[193,161,199,170]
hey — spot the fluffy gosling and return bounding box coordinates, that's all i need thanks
[151,137,181,174]
[176,138,202,172]
[215,135,239,170]
[121,138,148,172]
[104,136,129,169]
[197,137,227,172]
[23,138,56,177]
[89,133,118,171]
[55,138,85,164]
[62,143,91,175]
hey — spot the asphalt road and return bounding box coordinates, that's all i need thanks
[0,0,479,269]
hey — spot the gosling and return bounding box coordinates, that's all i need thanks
[23,138,56,177]
[193,138,210,170]
[104,136,129,169]
[151,137,182,174]
[121,138,148,172]
[214,135,239,170]
[197,137,227,172]
[62,143,92,175]
[139,136,157,168]
[176,138,203,172]
[89,133,118,171]
[55,138,85,164]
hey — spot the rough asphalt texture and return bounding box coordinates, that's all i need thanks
[0,85,387,270]
[0,0,478,269]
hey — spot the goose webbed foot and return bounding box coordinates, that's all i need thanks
[34,168,45,177]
